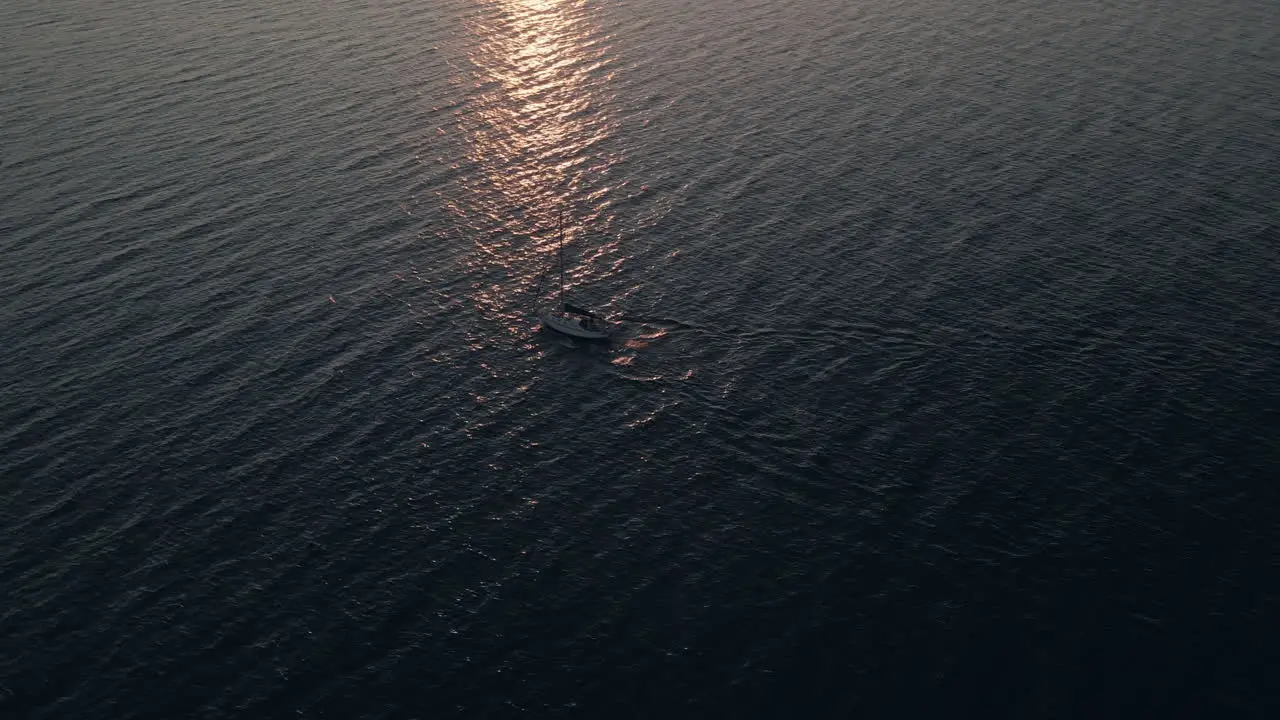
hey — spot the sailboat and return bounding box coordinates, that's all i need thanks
[538,212,611,340]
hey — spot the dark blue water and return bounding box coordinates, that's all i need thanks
[2,0,1278,717]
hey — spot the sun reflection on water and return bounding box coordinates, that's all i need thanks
[446,0,624,344]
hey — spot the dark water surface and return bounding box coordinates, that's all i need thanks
[2,0,1278,717]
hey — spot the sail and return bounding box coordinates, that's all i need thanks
[563,302,599,319]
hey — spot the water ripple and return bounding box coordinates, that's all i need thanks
[2,0,1278,717]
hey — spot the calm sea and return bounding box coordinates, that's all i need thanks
[2,0,1277,717]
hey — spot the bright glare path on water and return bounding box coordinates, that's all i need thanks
[0,0,1277,717]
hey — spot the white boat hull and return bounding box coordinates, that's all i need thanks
[538,308,610,339]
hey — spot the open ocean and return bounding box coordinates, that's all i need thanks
[2,0,1278,717]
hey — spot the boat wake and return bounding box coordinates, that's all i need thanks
[614,315,697,331]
